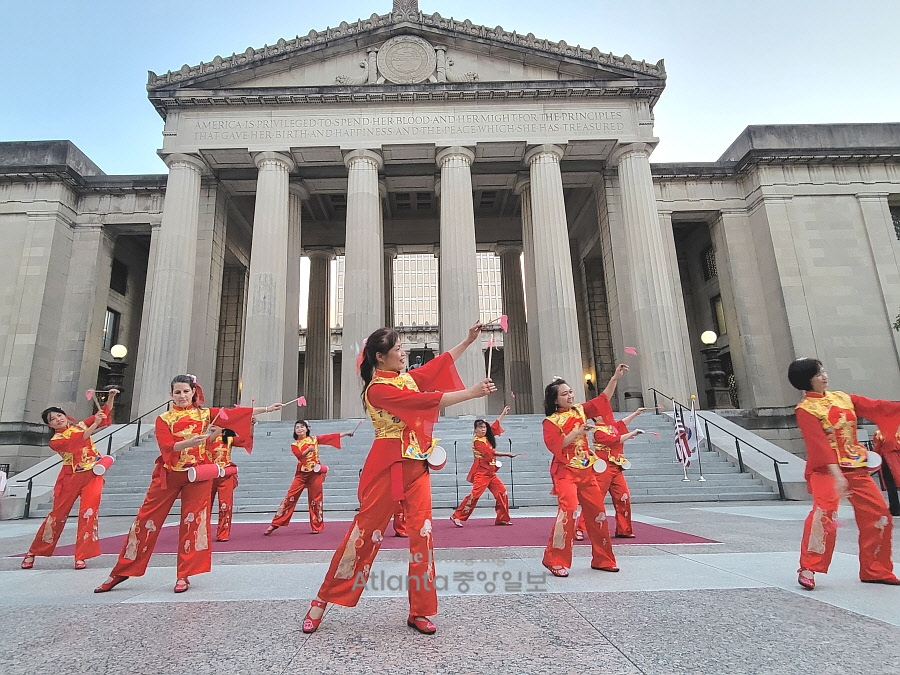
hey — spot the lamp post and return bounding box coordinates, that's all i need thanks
[106,344,129,393]
[699,331,733,409]
[584,373,596,397]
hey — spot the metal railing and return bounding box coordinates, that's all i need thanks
[648,387,790,500]
[22,401,169,518]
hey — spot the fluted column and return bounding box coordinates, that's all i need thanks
[516,178,544,412]
[340,149,385,418]
[497,244,533,413]
[525,145,583,402]
[137,154,206,413]
[384,245,398,327]
[282,182,307,419]
[612,143,691,402]
[240,151,296,408]
[305,248,334,419]
[436,146,483,415]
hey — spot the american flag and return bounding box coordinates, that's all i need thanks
[675,410,693,467]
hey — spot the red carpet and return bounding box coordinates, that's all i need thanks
[56,517,715,555]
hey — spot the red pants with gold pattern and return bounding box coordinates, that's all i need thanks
[452,470,511,524]
[211,474,237,541]
[110,467,213,579]
[543,466,617,570]
[800,468,895,581]
[317,459,437,616]
[29,469,104,560]
[576,466,633,537]
[271,471,325,532]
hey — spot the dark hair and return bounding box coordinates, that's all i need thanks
[544,378,568,417]
[293,420,311,441]
[41,406,67,425]
[474,419,496,449]
[170,374,199,404]
[788,358,823,392]
[221,428,237,442]
[359,328,402,399]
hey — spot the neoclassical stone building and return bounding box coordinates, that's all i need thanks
[2,0,899,470]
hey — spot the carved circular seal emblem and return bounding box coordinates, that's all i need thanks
[377,35,436,84]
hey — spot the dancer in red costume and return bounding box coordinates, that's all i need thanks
[789,357,900,590]
[95,375,281,594]
[541,365,629,578]
[21,390,118,570]
[451,406,516,526]
[575,407,648,540]
[302,323,495,635]
[208,428,238,542]
[264,420,356,535]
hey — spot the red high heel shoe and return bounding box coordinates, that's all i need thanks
[94,575,128,593]
[174,578,190,593]
[302,599,327,633]
[74,560,87,570]
[407,616,437,634]
[797,569,815,590]
[21,553,35,570]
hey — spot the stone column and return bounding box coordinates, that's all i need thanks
[525,145,583,402]
[516,178,544,412]
[496,243,533,414]
[282,183,307,419]
[240,151,295,409]
[611,143,691,402]
[137,154,206,414]
[436,146,483,415]
[340,149,385,418]
[305,248,334,419]
[384,246,398,327]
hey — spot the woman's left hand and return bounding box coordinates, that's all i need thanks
[467,321,484,343]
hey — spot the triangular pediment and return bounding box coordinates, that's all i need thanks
[147,7,665,113]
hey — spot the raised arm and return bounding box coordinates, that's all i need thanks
[496,405,510,426]
[446,321,484,362]
[602,363,629,400]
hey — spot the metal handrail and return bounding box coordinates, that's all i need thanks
[22,400,169,518]
[648,387,789,500]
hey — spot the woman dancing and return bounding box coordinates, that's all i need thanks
[789,357,900,590]
[22,389,118,570]
[541,365,628,577]
[302,323,494,635]
[95,375,280,594]
[450,406,515,527]
[264,420,355,535]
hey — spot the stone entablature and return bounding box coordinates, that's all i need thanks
[147,10,664,93]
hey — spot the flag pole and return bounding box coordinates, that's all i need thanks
[691,395,706,482]
[677,406,690,482]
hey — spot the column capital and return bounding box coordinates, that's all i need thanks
[379,180,388,199]
[305,247,336,261]
[496,242,523,257]
[384,245,399,259]
[289,181,310,200]
[162,153,207,174]
[608,142,653,167]
[525,144,564,166]
[436,146,475,167]
[343,148,384,171]
[513,175,531,196]
[254,151,295,172]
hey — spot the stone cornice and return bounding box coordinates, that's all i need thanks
[147,10,664,91]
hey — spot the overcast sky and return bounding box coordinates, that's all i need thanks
[2,0,898,175]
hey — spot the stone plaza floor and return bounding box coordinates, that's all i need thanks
[1,500,898,674]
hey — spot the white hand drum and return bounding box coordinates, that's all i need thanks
[592,458,608,474]
[313,463,322,473]
[867,451,883,473]
[92,455,115,476]
[427,446,448,471]
[494,460,503,469]
[620,458,632,470]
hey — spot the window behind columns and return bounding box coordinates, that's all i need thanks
[890,204,900,240]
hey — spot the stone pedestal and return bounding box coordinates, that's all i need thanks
[241,152,295,409]
[137,154,205,414]
[340,150,385,418]
[436,146,483,415]
[525,145,583,402]
[612,143,692,403]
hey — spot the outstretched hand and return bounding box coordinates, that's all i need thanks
[470,378,497,398]
[467,321,484,344]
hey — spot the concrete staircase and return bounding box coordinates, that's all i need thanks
[93,412,777,517]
